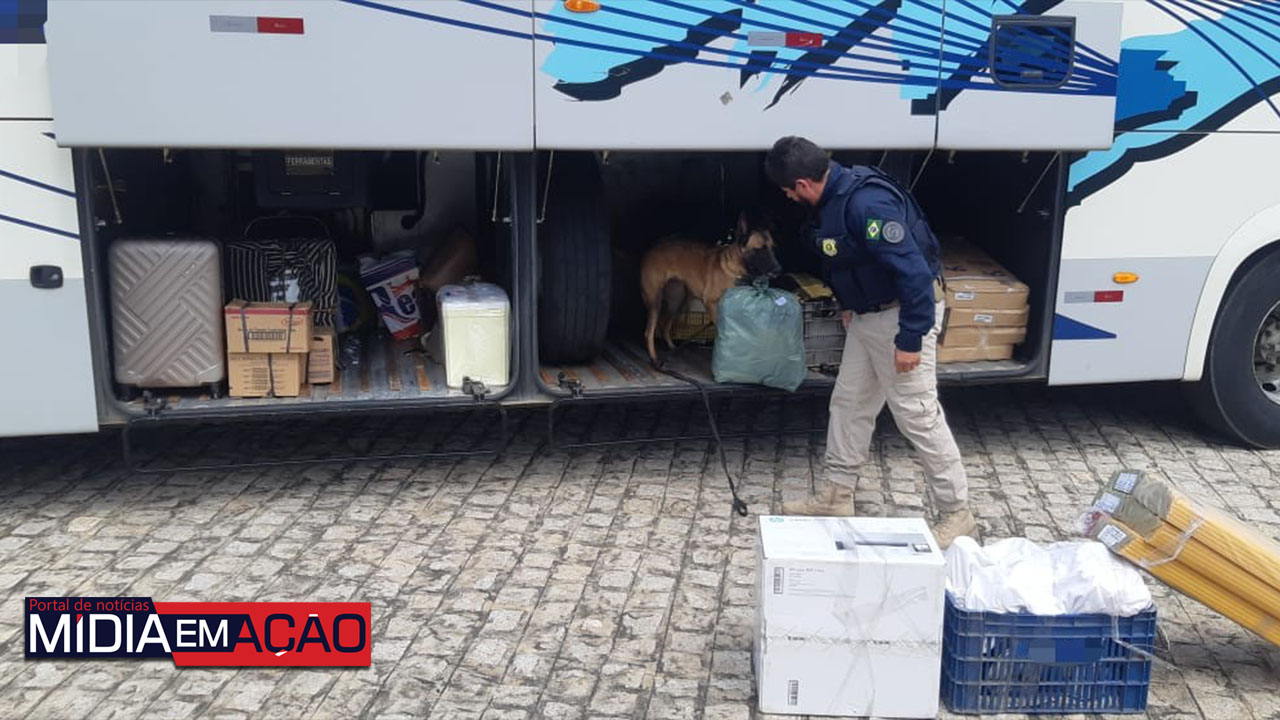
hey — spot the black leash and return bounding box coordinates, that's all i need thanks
[652,358,749,517]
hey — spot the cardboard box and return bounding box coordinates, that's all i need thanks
[224,300,312,354]
[755,516,945,718]
[308,328,336,385]
[942,241,1030,310]
[947,306,1029,327]
[228,353,306,397]
[943,325,1027,347]
[938,343,1016,363]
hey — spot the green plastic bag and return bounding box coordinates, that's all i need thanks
[712,279,806,391]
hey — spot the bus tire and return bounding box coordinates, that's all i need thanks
[538,152,611,365]
[1187,248,1280,448]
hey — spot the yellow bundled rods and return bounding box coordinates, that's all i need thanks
[1084,470,1280,649]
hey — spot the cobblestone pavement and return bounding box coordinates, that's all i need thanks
[0,383,1278,720]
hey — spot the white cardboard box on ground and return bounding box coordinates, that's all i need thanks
[755,516,946,718]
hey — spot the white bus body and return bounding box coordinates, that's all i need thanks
[3,0,1279,445]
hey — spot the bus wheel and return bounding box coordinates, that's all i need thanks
[1188,248,1280,448]
[537,152,611,365]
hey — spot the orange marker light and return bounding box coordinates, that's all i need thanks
[565,0,601,12]
[1113,272,1139,284]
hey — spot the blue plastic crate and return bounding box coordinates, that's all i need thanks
[941,594,1156,715]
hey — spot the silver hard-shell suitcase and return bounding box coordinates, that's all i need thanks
[109,238,225,388]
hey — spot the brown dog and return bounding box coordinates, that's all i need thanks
[640,213,781,364]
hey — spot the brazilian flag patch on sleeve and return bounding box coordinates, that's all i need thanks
[866,218,882,241]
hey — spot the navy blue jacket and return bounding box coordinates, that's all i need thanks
[805,162,942,353]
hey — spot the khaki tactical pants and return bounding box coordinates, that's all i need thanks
[825,301,969,512]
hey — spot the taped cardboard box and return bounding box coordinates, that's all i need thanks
[943,325,1027,347]
[228,352,306,397]
[308,328,336,385]
[225,300,312,354]
[947,306,1029,328]
[942,241,1029,310]
[755,516,945,718]
[938,344,1015,363]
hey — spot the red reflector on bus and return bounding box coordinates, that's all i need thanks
[1094,290,1124,303]
[258,17,304,34]
[785,32,823,47]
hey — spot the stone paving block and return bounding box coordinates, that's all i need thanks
[506,651,555,684]
[542,667,596,703]
[138,699,206,720]
[646,695,697,720]
[29,688,109,719]
[212,671,282,714]
[365,670,440,718]
[535,701,582,720]
[702,703,750,720]
[481,709,530,720]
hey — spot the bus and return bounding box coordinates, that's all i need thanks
[3,0,1279,448]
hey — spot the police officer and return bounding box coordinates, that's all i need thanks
[766,136,976,548]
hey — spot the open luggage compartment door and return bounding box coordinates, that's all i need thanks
[1,2,97,436]
[0,121,98,436]
[935,1,1123,151]
[44,0,536,149]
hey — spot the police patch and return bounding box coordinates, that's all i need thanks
[866,219,882,240]
[821,238,839,257]
[882,220,905,244]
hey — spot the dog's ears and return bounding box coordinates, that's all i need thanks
[736,211,750,243]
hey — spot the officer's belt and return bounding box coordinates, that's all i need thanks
[861,277,945,314]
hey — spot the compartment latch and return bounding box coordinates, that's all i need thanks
[557,372,583,398]
[461,377,490,402]
[141,390,168,418]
